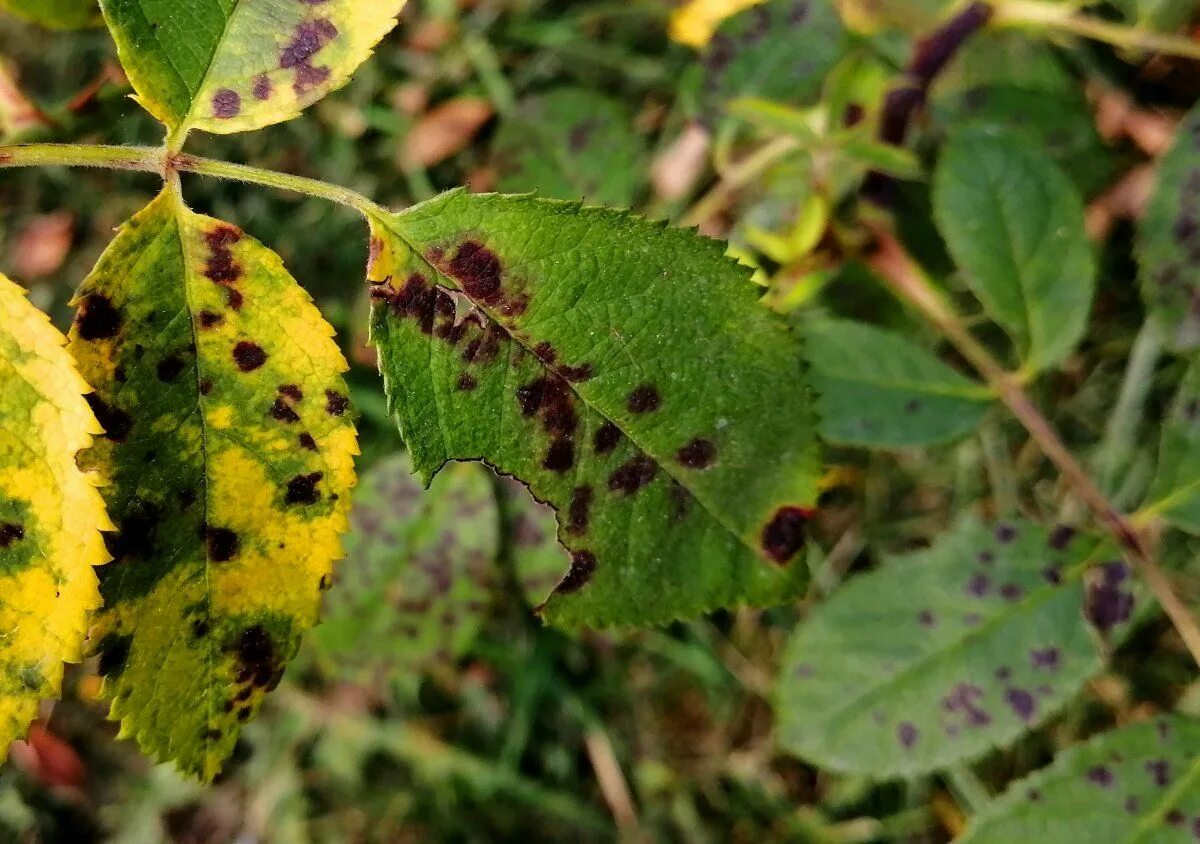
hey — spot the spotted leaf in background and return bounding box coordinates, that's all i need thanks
[777,517,1133,777]
[498,478,572,608]
[98,0,405,140]
[68,189,357,780]
[368,191,819,628]
[0,0,100,30]
[0,273,110,761]
[312,453,498,678]
[960,718,1200,842]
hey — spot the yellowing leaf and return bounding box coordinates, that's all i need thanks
[669,0,766,47]
[99,0,405,142]
[0,273,110,762]
[68,188,357,780]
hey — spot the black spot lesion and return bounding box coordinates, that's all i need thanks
[627,384,661,414]
[230,624,284,691]
[75,293,122,340]
[155,354,186,383]
[0,522,24,548]
[232,341,268,372]
[269,384,303,423]
[325,389,349,417]
[285,472,324,505]
[551,550,597,596]
[676,438,717,469]
[760,506,812,565]
[608,454,657,494]
[96,632,133,677]
[205,526,240,562]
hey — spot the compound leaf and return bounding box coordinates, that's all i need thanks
[312,452,498,677]
[1138,103,1200,350]
[805,317,992,448]
[492,87,647,208]
[0,274,110,761]
[1144,361,1200,533]
[934,126,1096,372]
[0,0,100,29]
[960,717,1200,843]
[777,517,1132,778]
[368,190,819,628]
[99,0,404,139]
[68,189,357,780]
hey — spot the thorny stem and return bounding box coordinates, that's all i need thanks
[993,0,1200,62]
[867,226,1200,671]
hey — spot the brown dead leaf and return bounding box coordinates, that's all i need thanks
[0,61,50,137]
[652,121,712,202]
[11,212,74,279]
[400,97,494,170]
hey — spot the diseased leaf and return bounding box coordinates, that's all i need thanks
[498,478,572,607]
[934,126,1096,372]
[960,717,1200,843]
[68,189,357,780]
[805,317,992,448]
[702,0,844,113]
[0,0,100,30]
[99,0,404,139]
[1144,362,1200,533]
[0,274,110,761]
[312,453,498,676]
[368,190,819,628]
[777,517,1132,778]
[1138,104,1200,350]
[492,88,647,208]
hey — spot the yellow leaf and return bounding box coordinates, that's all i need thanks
[669,0,767,47]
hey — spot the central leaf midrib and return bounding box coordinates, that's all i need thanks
[375,213,768,562]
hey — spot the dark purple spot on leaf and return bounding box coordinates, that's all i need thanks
[543,439,575,472]
[1005,688,1036,721]
[156,355,185,383]
[1049,524,1076,550]
[447,241,503,303]
[325,389,349,416]
[568,485,592,535]
[627,384,661,414]
[1146,759,1171,787]
[205,527,239,562]
[608,454,657,494]
[761,506,811,565]
[897,722,918,749]
[995,522,1017,543]
[918,610,936,627]
[1031,647,1060,670]
[253,74,272,100]
[212,88,241,118]
[594,422,622,455]
[233,341,267,372]
[1086,765,1114,787]
[554,550,597,594]
[677,438,717,469]
[76,293,122,340]
[966,573,990,597]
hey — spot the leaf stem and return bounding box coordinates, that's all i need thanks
[867,225,1200,670]
[992,0,1200,61]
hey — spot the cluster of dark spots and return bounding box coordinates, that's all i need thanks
[0,523,23,548]
[104,502,160,561]
[280,19,339,94]
[761,506,811,565]
[1086,765,1114,787]
[252,74,272,101]
[1146,759,1171,787]
[994,522,1017,543]
[515,374,579,471]
[627,384,661,414]
[897,722,918,749]
[211,88,241,119]
[191,619,209,639]
[232,625,283,690]
[325,389,349,416]
[298,432,317,451]
[286,472,324,505]
[203,225,243,285]
[677,438,717,469]
[593,422,622,455]
[941,682,991,727]
[568,486,593,535]
[461,324,503,364]
[199,310,224,329]
[456,373,477,392]
[608,454,658,495]
[205,527,240,562]
[269,384,303,423]
[965,573,990,597]
[156,354,186,383]
[1048,524,1076,550]
[1004,687,1036,721]
[96,633,133,677]
[1031,647,1060,670]
[1085,561,1134,634]
[553,550,597,595]
[75,293,122,340]
[443,240,503,304]
[233,341,268,372]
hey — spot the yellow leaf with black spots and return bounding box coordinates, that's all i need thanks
[0,273,110,761]
[68,188,357,781]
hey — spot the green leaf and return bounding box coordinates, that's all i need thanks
[98,0,404,139]
[1144,361,1200,532]
[498,478,572,607]
[777,517,1131,778]
[933,126,1096,372]
[312,452,498,676]
[805,317,992,448]
[367,190,820,628]
[1138,104,1200,350]
[0,0,100,29]
[960,717,1200,842]
[492,87,647,208]
[0,273,110,761]
[68,189,358,780]
[702,0,844,113]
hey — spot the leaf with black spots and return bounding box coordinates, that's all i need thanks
[0,273,111,760]
[960,718,1200,842]
[805,317,993,448]
[312,453,498,676]
[99,0,405,141]
[777,517,1131,778]
[368,191,819,628]
[68,189,357,780]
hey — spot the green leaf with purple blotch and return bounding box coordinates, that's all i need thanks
[777,517,1134,778]
[367,190,820,628]
[960,717,1200,842]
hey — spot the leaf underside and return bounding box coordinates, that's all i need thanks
[0,273,110,761]
[313,453,498,676]
[68,189,357,780]
[960,717,1200,843]
[777,517,1133,778]
[99,0,405,136]
[368,190,820,628]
